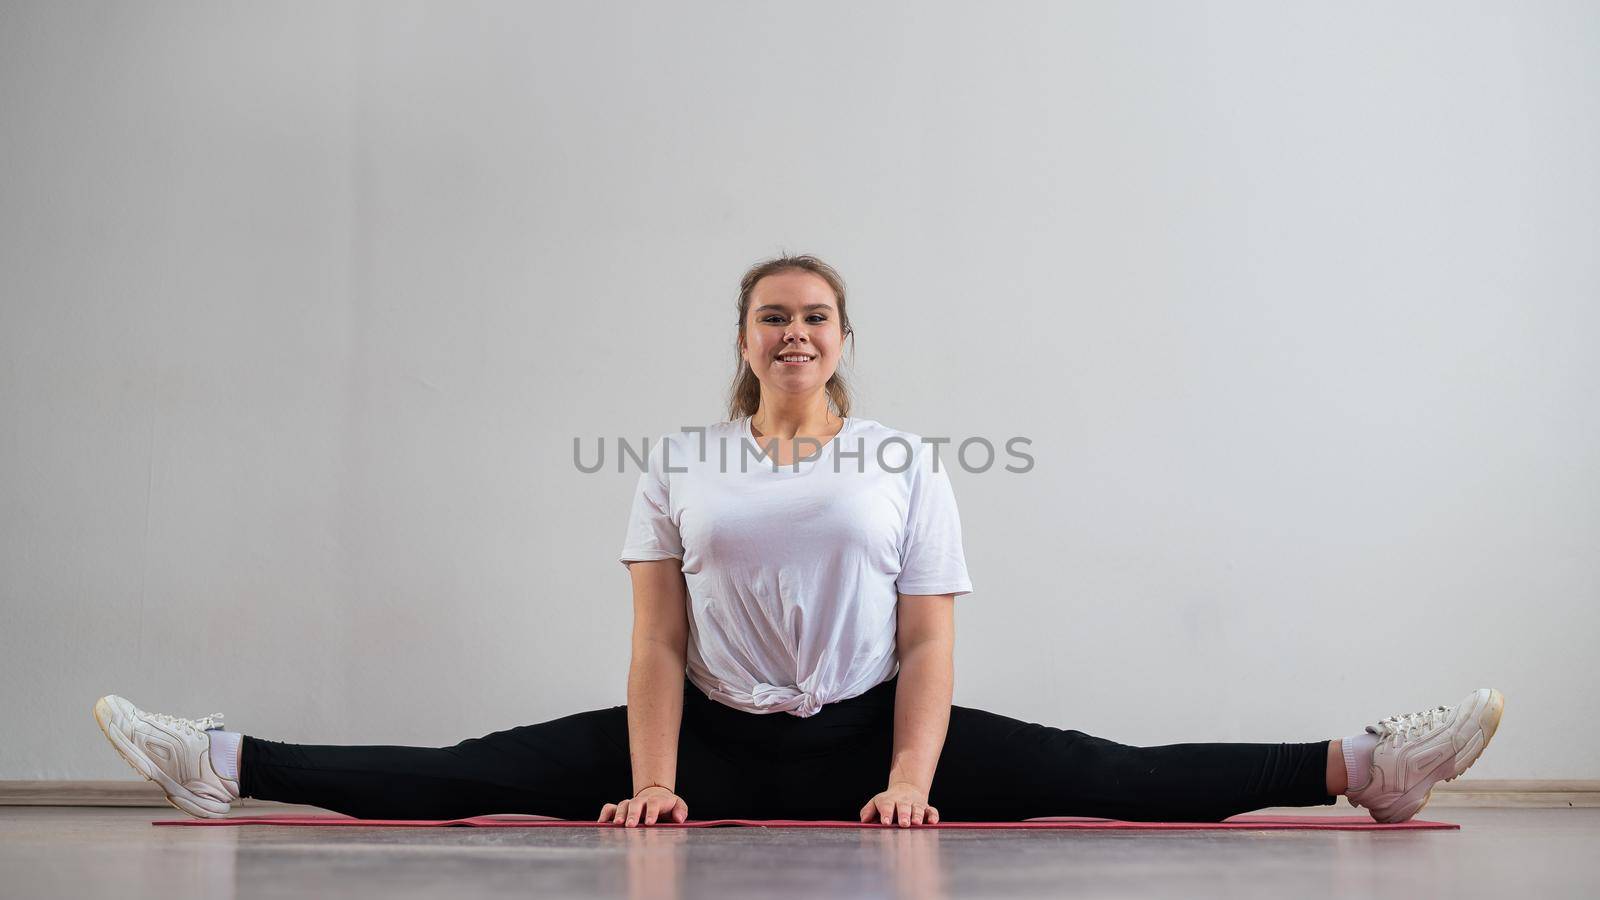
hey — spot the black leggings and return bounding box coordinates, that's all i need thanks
[241,676,1335,822]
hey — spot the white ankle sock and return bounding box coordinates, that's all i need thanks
[1342,732,1379,793]
[208,730,242,786]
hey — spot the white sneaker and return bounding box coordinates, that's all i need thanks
[1346,688,1505,823]
[92,695,239,818]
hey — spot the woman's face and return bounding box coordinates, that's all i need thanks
[739,270,845,403]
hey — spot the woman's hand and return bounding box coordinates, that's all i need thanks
[598,785,689,827]
[859,781,939,827]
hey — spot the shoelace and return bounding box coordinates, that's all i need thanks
[149,711,225,735]
[1368,705,1451,746]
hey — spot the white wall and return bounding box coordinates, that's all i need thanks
[2,0,1595,781]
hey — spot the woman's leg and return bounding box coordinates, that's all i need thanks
[241,705,634,820]
[928,705,1335,822]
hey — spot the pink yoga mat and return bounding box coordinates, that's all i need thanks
[154,814,1457,831]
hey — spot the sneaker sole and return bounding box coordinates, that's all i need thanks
[1377,688,1505,823]
[92,697,228,819]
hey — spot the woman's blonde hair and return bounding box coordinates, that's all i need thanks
[726,254,856,421]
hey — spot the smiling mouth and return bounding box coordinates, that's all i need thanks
[775,354,815,364]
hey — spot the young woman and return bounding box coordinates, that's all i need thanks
[93,254,1504,828]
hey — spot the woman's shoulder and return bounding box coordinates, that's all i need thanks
[663,416,900,439]
[651,416,932,451]
[648,420,742,443]
[846,416,934,447]
[840,417,952,476]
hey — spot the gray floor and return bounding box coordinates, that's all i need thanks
[2,806,1597,899]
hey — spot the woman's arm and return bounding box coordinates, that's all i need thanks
[614,558,690,824]
[863,592,956,826]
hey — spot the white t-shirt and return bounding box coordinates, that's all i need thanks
[618,416,974,718]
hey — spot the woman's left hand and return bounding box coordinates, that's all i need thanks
[859,781,939,827]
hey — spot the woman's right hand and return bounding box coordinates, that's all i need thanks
[598,785,689,827]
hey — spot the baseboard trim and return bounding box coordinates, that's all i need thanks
[0,781,295,808]
[1422,780,1600,808]
[3,779,1598,809]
